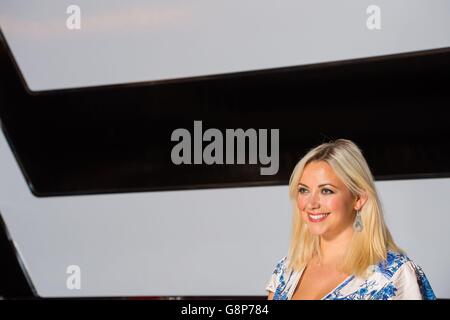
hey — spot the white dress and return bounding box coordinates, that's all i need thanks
[266,251,436,300]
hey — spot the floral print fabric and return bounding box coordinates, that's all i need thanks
[266,251,436,300]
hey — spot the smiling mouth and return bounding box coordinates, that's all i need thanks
[307,212,330,222]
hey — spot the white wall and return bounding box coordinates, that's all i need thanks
[0,130,449,298]
[1,0,450,91]
[1,1,449,298]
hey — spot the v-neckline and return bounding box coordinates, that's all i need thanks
[289,266,355,300]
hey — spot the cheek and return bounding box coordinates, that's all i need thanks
[297,197,308,221]
[297,196,311,211]
[297,194,344,210]
[297,196,305,209]
[325,195,355,219]
[297,194,350,212]
[324,196,344,211]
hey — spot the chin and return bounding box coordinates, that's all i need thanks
[307,225,328,236]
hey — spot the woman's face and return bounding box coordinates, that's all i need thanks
[297,161,357,238]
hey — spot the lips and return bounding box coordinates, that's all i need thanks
[307,212,330,222]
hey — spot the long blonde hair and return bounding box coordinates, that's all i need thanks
[287,139,402,277]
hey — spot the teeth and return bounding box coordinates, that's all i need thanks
[309,213,328,220]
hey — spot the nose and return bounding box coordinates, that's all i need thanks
[307,189,321,210]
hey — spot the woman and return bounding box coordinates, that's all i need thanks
[266,139,435,300]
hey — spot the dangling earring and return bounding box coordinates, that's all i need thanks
[353,209,363,232]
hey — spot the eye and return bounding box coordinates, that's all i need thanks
[322,188,334,194]
[298,187,308,194]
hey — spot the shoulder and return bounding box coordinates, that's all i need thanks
[373,251,411,280]
[265,256,290,296]
[272,256,288,274]
[371,251,436,300]
[268,255,290,283]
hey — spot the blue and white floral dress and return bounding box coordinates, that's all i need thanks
[266,251,436,300]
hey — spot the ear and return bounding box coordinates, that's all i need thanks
[354,192,368,211]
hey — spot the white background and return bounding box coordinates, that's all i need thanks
[1,0,450,91]
[0,1,449,298]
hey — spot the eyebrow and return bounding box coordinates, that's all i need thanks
[298,183,338,188]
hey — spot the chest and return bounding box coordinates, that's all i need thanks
[291,264,350,300]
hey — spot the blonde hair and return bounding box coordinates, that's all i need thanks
[286,139,402,277]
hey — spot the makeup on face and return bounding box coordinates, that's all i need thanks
[297,161,356,235]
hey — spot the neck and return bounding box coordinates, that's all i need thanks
[318,225,354,266]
